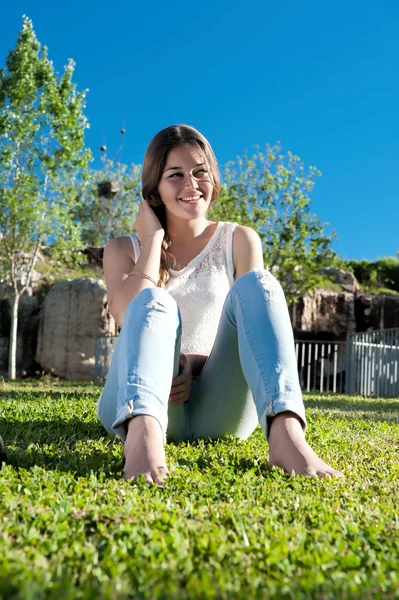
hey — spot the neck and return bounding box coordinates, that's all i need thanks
[166,215,211,246]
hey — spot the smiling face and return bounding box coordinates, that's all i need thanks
[157,145,214,220]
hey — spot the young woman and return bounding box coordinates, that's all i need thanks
[97,124,343,485]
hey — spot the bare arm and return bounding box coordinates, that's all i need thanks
[232,225,264,279]
[104,231,164,327]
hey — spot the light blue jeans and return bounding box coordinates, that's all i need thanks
[97,269,307,444]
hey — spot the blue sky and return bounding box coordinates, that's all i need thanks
[1,1,398,260]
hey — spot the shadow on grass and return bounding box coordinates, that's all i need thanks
[4,448,123,478]
[0,418,123,477]
[0,418,268,477]
[1,395,398,477]
[0,417,104,440]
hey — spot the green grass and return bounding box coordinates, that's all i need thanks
[360,286,399,297]
[0,380,398,600]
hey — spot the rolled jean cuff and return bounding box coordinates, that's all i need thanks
[259,396,307,440]
[111,401,167,444]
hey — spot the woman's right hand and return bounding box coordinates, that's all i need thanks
[134,199,164,243]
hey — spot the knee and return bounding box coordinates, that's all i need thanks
[137,286,174,306]
[232,268,284,299]
[126,286,179,318]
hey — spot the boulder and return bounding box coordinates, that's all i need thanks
[355,293,399,331]
[318,267,360,293]
[290,290,356,340]
[290,288,399,341]
[36,278,118,380]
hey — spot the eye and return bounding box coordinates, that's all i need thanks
[168,169,208,179]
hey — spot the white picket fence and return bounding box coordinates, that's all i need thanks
[295,340,347,393]
[346,328,399,397]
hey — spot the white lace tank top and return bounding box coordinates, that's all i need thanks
[128,221,237,354]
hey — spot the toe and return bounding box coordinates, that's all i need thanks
[152,466,170,486]
[128,473,154,484]
[319,468,345,479]
[333,469,345,479]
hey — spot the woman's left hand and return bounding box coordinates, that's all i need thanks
[169,353,193,404]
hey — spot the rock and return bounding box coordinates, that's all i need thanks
[97,180,121,198]
[318,267,360,292]
[290,288,399,341]
[290,290,356,340]
[36,278,118,380]
[354,293,399,331]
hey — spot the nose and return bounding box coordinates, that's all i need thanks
[182,174,200,194]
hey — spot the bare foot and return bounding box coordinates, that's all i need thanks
[268,412,344,478]
[124,415,170,486]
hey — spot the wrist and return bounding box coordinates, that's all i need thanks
[140,231,164,245]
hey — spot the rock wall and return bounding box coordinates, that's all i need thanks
[36,278,118,380]
[354,294,399,332]
[290,290,399,341]
[290,290,356,340]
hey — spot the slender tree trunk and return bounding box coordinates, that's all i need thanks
[8,291,20,380]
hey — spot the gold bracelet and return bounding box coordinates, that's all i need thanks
[127,270,158,287]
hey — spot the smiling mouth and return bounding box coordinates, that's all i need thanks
[178,195,203,203]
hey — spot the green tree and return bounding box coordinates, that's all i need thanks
[73,153,142,247]
[209,143,337,302]
[0,16,91,379]
[345,257,399,293]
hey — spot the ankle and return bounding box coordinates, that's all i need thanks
[268,411,306,447]
[125,415,163,449]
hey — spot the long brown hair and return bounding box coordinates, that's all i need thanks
[141,124,221,287]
